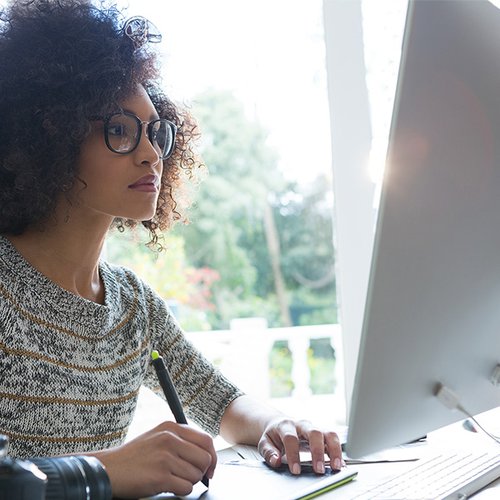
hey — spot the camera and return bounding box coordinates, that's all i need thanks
[0,435,112,500]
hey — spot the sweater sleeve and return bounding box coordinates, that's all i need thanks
[141,286,244,436]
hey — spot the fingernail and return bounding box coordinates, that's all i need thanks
[269,454,278,467]
[292,463,301,475]
[315,461,325,474]
[333,458,342,470]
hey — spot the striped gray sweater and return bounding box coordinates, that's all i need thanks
[0,236,243,459]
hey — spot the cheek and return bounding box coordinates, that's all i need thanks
[77,139,120,186]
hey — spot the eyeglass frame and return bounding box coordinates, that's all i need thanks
[91,111,177,160]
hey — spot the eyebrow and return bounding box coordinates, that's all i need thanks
[121,108,160,121]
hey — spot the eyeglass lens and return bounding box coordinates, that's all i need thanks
[105,113,175,159]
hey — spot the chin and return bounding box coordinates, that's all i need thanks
[121,207,157,222]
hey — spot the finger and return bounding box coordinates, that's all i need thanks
[206,450,217,479]
[258,433,283,468]
[167,455,208,485]
[142,436,208,496]
[177,426,217,480]
[165,422,214,452]
[154,427,213,480]
[294,420,326,474]
[161,474,196,497]
[162,422,217,475]
[278,420,301,475]
[174,437,214,475]
[323,430,343,470]
[298,423,326,474]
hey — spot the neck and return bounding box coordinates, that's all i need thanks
[6,217,111,304]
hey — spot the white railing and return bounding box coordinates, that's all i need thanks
[185,322,346,425]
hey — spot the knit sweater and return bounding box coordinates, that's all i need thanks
[0,236,243,459]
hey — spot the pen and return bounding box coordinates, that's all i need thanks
[151,350,209,487]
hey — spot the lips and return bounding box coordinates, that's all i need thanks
[128,174,160,191]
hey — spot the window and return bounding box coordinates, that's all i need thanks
[108,0,342,427]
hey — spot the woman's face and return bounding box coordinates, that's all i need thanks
[70,86,163,225]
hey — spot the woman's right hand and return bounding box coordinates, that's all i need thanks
[92,421,217,499]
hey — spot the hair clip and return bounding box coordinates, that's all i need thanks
[123,16,162,48]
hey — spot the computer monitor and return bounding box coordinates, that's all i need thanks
[345,0,500,459]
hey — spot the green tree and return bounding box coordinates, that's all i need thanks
[175,88,337,329]
[175,89,289,328]
[274,175,337,325]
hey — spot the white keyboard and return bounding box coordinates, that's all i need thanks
[353,450,500,499]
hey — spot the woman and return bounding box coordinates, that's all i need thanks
[0,0,343,497]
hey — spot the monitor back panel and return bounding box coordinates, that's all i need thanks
[346,0,500,458]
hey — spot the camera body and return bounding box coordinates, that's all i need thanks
[0,435,112,500]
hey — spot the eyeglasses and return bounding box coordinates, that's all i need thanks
[95,112,177,160]
[123,16,162,48]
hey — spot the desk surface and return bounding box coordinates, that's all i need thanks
[148,457,499,500]
[147,409,500,500]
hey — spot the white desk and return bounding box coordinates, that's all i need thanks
[147,410,500,500]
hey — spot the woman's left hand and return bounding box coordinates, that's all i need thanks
[257,418,343,475]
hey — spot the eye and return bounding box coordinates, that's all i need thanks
[107,122,128,137]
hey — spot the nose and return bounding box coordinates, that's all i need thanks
[135,121,161,166]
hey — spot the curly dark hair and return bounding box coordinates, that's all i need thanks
[0,0,201,246]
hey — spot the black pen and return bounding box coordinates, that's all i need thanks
[151,349,209,488]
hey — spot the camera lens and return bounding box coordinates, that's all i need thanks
[0,434,47,500]
[30,456,111,500]
[0,457,47,500]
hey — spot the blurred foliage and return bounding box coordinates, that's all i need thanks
[105,229,218,331]
[172,89,337,329]
[308,338,337,394]
[106,229,189,301]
